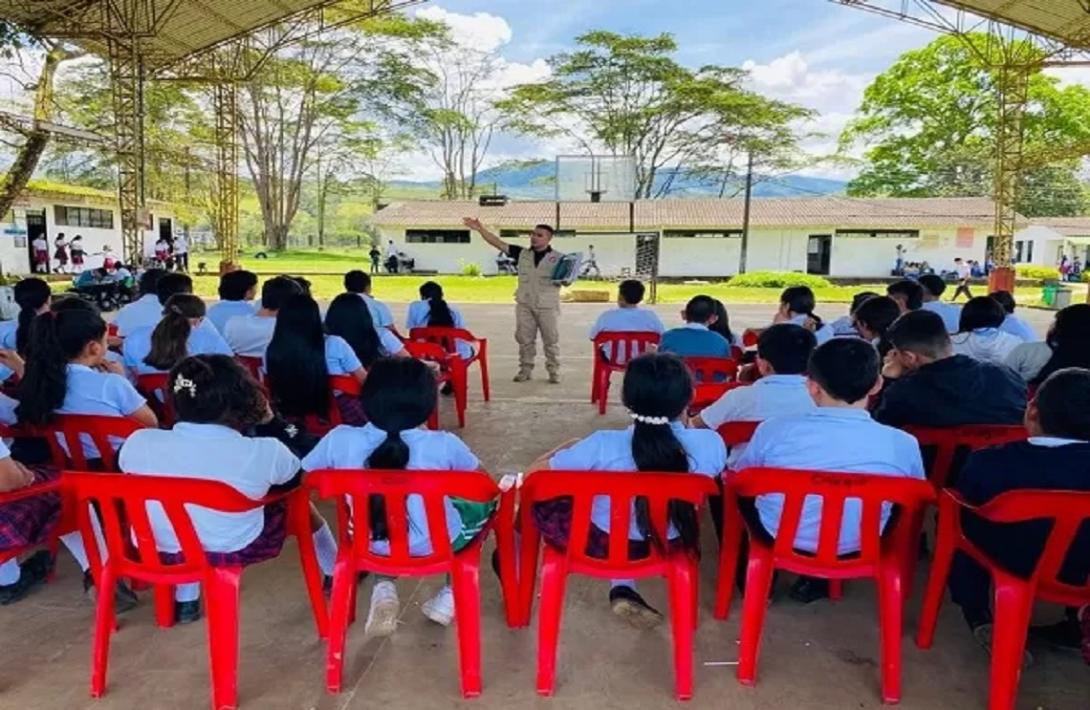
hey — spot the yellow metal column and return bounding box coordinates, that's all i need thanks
[108,36,147,265]
[212,81,240,272]
[988,62,1029,293]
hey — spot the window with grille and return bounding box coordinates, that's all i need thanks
[54,205,114,229]
[662,230,742,239]
[405,229,471,244]
[834,229,919,239]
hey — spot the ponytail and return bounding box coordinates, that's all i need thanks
[145,294,205,371]
[16,307,107,426]
[420,281,455,328]
[13,277,51,356]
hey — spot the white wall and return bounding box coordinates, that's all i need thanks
[659,236,740,277]
[1013,225,1068,267]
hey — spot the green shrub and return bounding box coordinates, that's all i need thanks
[728,271,832,289]
[1015,264,1060,281]
[460,260,482,277]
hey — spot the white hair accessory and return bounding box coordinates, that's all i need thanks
[629,412,670,426]
[172,375,197,397]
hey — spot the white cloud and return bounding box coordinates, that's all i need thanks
[414,6,512,53]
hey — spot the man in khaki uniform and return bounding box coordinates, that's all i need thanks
[463,217,562,383]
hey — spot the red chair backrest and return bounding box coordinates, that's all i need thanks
[404,341,454,377]
[519,470,718,574]
[40,414,147,471]
[903,425,1028,488]
[107,323,120,338]
[305,468,501,575]
[683,357,738,383]
[741,329,760,348]
[303,375,363,434]
[690,382,748,412]
[235,355,264,383]
[67,471,266,584]
[136,373,175,427]
[728,468,935,576]
[409,327,478,356]
[945,488,1090,606]
[592,331,661,369]
[717,421,761,448]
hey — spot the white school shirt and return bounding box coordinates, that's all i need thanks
[956,262,971,279]
[224,314,277,357]
[951,328,1023,366]
[787,314,834,345]
[113,294,220,339]
[921,301,962,334]
[549,423,727,541]
[261,335,362,376]
[732,408,925,555]
[121,322,234,375]
[1000,314,1037,342]
[386,243,398,258]
[206,300,256,335]
[698,375,816,468]
[406,300,472,359]
[57,363,148,460]
[119,423,299,553]
[301,423,480,556]
[173,235,188,254]
[32,237,47,252]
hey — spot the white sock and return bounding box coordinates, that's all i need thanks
[610,579,637,591]
[0,558,20,585]
[60,532,90,572]
[312,523,338,576]
[175,583,201,602]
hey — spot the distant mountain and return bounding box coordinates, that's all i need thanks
[388,159,847,200]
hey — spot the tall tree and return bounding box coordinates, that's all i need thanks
[497,31,810,199]
[840,34,1090,217]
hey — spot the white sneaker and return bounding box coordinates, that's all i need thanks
[364,580,400,638]
[421,585,455,627]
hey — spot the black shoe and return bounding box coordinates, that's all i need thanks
[1030,617,1084,651]
[788,576,829,604]
[175,600,202,625]
[0,550,53,605]
[609,585,663,630]
[83,571,139,614]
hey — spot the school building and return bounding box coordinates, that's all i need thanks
[0,181,176,275]
[1011,217,1090,268]
[370,196,1015,279]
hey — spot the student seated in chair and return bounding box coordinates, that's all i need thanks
[659,295,732,359]
[589,279,665,364]
[731,338,925,603]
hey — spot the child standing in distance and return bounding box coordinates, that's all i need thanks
[774,286,833,345]
[302,358,497,634]
[118,355,340,623]
[69,235,85,273]
[532,353,726,628]
[589,279,665,364]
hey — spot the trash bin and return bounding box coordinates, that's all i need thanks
[1042,281,1059,307]
[1055,287,1074,309]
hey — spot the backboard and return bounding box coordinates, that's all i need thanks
[555,155,637,203]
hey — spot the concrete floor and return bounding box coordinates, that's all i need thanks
[2,302,1087,709]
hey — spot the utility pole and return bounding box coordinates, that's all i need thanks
[738,151,754,274]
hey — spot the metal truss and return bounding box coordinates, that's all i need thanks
[212,80,239,269]
[107,33,146,264]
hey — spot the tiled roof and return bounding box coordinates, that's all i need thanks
[1028,217,1090,237]
[371,197,1003,230]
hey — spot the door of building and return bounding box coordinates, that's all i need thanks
[807,234,832,275]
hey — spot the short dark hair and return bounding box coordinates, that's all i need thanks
[808,338,880,404]
[618,279,645,305]
[991,290,1016,314]
[780,286,816,316]
[758,323,816,375]
[887,280,924,310]
[886,310,951,359]
[534,224,555,236]
[344,270,370,294]
[156,272,193,305]
[684,295,717,324]
[850,291,880,314]
[218,270,258,301]
[169,355,268,429]
[261,276,303,311]
[854,296,902,338]
[958,296,1005,332]
[1036,368,1090,440]
[138,268,166,297]
[918,274,947,298]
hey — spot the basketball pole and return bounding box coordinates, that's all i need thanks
[739,150,754,275]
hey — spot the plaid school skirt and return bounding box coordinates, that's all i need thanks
[160,501,288,569]
[0,466,62,551]
[531,497,652,561]
[333,393,367,427]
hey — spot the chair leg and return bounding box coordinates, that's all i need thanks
[714,508,744,621]
[597,372,610,415]
[988,575,1034,710]
[494,520,521,629]
[535,549,568,696]
[291,497,329,639]
[737,548,776,687]
[90,566,118,698]
[915,519,957,650]
[518,524,542,627]
[668,559,697,701]
[325,556,356,694]
[479,357,491,402]
[450,554,483,698]
[877,562,905,704]
[454,367,468,429]
[204,566,243,710]
[829,580,844,601]
[154,584,176,628]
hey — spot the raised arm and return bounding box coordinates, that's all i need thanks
[463,217,509,253]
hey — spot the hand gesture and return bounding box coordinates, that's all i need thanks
[99,359,125,376]
[462,217,483,232]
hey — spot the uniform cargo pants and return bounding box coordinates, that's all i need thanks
[516,304,560,376]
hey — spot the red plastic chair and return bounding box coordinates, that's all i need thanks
[690,381,748,414]
[590,331,661,415]
[0,476,67,577]
[404,341,460,429]
[517,469,718,700]
[302,374,363,437]
[409,327,491,420]
[234,355,264,384]
[38,414,148,471]
[305,468,518,698]
[716,421,761,450]
[903,425,1028,488]
[719,468,935,704]
[741,329,760,348]
[136,373,176,428]
[916,488,1090,710]
[683,356,738,384]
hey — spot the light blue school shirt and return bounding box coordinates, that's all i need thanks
[1000,314,1037,342]
[406,299,472,359]
[0,320,17,349]
[828,315,858,337]
[787,314,834,345]
[732,408,925,554]
[206,300,257,336]
[58,363,148,460]
[359,293,394,329]
[262,335,363,376]
[113,294,221,338]
[549,423,727,540]
[121,322,235,375]
[659,323,732,359]
[922,300,962,334]
[590,306,666,363]
[301,423,480,556]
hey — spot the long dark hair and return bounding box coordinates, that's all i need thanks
[170,355,268,430]
[419,281,455,328]
[16,307,107,426]
[1035,304,1090,385]
[265,294,329,418]
[621,353,699,552]
[325,293,382,367]
[144,294,205,371]
[708,298,734,346]
[781,286,823,328]
[958,296,1005,333]
[13,277,51,356]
